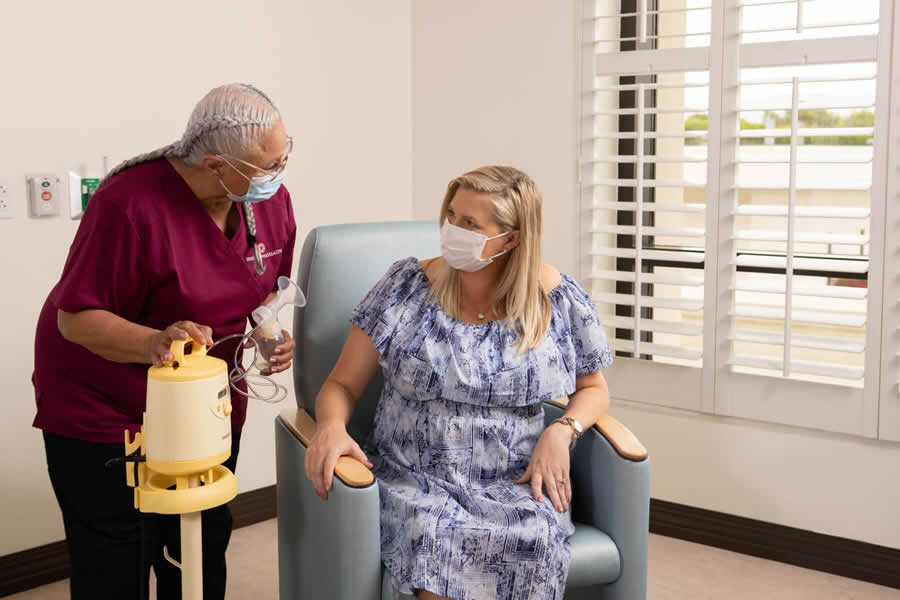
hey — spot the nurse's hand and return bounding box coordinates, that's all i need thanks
[246,330,296,375]
[148,321,213,366]
[265,330,295,375]
[516,424,572,513]
[304,421,372,500]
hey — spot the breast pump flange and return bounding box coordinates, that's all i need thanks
[249,275,306,372]
[124,337,239,600]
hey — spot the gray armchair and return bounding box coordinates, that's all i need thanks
[275,221,650,600]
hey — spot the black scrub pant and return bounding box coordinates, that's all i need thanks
[43,430,241,600]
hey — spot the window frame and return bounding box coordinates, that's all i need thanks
[876,3,900,442]
[578,0,897,438]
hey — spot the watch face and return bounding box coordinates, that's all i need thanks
[561,417,579,432]
[562,417,583,434]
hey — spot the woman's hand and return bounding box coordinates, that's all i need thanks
[304,421,372,500]
[147,321,213,367]
[516,423,573,513]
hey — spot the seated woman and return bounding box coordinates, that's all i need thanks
[304,166,612,600]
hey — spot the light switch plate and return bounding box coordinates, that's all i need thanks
[0,178,12,218]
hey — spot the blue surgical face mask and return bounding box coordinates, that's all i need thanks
[219,157,285,204]
[223,171,285,204]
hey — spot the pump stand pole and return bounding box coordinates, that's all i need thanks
[181,475,203,599]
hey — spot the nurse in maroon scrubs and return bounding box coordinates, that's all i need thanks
[32,83,296,599]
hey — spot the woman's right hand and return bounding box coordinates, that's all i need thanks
[304,421,372,500]
[148,321,214,367]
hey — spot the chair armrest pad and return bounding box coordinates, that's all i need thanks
[593,414,647,461]
[278,408,375,487]
[545,399,647,461]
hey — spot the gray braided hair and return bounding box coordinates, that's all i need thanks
[101,83,282,274]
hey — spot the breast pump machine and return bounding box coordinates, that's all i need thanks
[120,276,305,599]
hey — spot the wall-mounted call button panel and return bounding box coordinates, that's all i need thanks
[27,174,61,217]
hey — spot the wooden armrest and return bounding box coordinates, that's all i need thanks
[278,408,375,488]
[545,399,648,461]
[592,414,647,461]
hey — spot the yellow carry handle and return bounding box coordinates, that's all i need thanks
[170,337,208,368]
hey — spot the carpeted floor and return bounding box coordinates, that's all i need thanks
[8,519,897,599]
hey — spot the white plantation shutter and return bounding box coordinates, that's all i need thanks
[591,1,713,54]
[587,70,709,408]
[715,1,887,435]
[738,0,878,44]
[583,1,714,410]
[728,69,873,382]
[581,0,897,437]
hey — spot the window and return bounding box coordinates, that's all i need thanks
[580,0,898,439]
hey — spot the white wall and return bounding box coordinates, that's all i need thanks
[411,0,581,272]
[411,0,900,549]
[614,401,900,549]
[0,0,412,556]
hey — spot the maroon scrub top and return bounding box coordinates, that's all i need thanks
[32,159,296,443]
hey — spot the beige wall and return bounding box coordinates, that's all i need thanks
[410,0,580,272]
[0,0,412,555]
[412,0,900,549]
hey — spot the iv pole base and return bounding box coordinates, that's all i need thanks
[124,430,237,600]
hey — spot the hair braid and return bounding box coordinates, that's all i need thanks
[99,142,182,188]
[98,83,280,191]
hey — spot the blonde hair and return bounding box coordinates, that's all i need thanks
[431,166,551,352]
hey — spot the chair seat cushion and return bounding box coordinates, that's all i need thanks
[378,524,621,597]
[567,522,621,588]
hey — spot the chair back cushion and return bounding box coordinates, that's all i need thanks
[293,221,440,442]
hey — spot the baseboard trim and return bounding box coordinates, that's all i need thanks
[0,539,69,598]
[5,492,898,596]
[0,485,277,598]
[650,498,900,590]
[230,484,278,529]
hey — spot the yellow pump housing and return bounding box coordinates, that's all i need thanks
[124,338,238,515]
[122,337,239,599]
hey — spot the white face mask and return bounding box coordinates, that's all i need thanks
[440,221,511,272]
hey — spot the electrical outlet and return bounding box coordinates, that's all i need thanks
[0,178,12,218]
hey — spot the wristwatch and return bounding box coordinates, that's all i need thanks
[551,417,584,450]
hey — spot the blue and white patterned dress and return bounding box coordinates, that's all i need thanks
[350,258,612,600]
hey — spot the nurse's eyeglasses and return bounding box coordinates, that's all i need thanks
[219,136,293,183]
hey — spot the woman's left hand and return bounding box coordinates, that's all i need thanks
[516,423,572,513]
[264,330,296,375]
